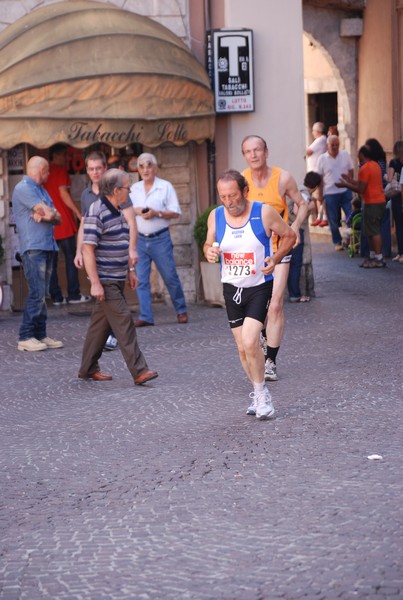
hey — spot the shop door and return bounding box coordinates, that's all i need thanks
[307,92,338,133]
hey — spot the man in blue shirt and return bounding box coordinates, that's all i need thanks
[12,156,64,352]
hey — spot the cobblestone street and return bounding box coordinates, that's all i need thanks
[1,237,402,600]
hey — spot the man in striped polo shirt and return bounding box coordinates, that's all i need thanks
[78,169,158,386]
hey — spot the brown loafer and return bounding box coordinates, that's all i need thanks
[78,371,113,381]
[134,319,154,327]
[134,369,158,385]
[177,312,188,324]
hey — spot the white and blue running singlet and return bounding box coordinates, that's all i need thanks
[215,202,273,288]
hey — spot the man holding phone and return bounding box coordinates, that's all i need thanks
[129,153,188,326]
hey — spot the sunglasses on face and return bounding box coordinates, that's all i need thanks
[138,161,153,169]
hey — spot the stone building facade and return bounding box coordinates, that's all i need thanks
[1,0,401,310]
[303,0,403,160]
[0,0,211,311]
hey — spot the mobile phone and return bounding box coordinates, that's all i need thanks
[141,207,150,214]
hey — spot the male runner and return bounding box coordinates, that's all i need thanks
[242,135,308,381]
[204,170,296,419]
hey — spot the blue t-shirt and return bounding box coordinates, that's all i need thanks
[12,176,58,255]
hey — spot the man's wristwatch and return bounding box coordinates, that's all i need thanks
[158,211,163,218]
[129,267,136,272]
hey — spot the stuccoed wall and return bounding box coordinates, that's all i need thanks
[221,0,306,186]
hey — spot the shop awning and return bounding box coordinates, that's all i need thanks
[0,0,215,149]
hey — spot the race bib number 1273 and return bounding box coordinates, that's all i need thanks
[222,251,256,277]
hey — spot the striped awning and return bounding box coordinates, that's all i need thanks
[0,0,215,148]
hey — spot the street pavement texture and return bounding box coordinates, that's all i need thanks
[0,238,402,600]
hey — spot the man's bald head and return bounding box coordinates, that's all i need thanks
[27,156,50,184]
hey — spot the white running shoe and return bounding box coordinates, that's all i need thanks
[104,335,118,351]
[39,337,64,349]
[246,392,258,415]
[265,358,278,381]
[255,388,275,420]
[68,294,91,304]
[17,338,47,352]
[52,298,67,306]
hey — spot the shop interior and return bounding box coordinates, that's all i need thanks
[9,142,143,311]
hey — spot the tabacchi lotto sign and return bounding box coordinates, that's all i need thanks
[207,29,255,114]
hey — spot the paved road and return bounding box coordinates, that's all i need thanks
[1,237,402,600]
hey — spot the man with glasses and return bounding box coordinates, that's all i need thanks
[129,153,188,326]
[78,168,157,385]
[75,151,138,350]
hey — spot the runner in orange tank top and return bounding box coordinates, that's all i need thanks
[242,135,308,381]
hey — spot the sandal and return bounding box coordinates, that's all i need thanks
[299,296,311,303]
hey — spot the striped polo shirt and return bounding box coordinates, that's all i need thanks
[83,197,129,281]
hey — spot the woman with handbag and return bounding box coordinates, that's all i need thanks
[387,140,403,262]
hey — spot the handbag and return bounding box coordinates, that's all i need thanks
[384,176,401,199]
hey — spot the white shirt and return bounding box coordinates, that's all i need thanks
[306,135,327,172]
[129,176,181,235]
[317,150,354,195]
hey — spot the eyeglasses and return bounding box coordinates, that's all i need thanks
[119,186,131,191]
[138,161,153,169]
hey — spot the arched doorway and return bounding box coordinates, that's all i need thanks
[303,32,352,153]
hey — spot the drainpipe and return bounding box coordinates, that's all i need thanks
[205,0,216,206]
[392,0,402,140]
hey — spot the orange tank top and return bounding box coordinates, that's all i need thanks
[243,167,288,251]
[243,167,288,221]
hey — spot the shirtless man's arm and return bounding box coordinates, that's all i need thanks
[278,170,309,245]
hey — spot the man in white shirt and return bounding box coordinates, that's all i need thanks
[316,135,354,250]
[306,122,328,227]
[306,122,327,172]
[129,153,188,326]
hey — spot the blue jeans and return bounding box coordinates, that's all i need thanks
[49,235,81,302]
[20,250,53,341]
[136,229,187,323]
[324,190,353,245]
[288,228,304,300]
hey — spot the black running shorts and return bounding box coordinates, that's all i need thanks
[223,280,273,329]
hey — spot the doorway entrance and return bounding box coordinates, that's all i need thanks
[307,92,338,134]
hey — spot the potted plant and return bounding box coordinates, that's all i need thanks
[193,205,224,307]
[0,234,4,267]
